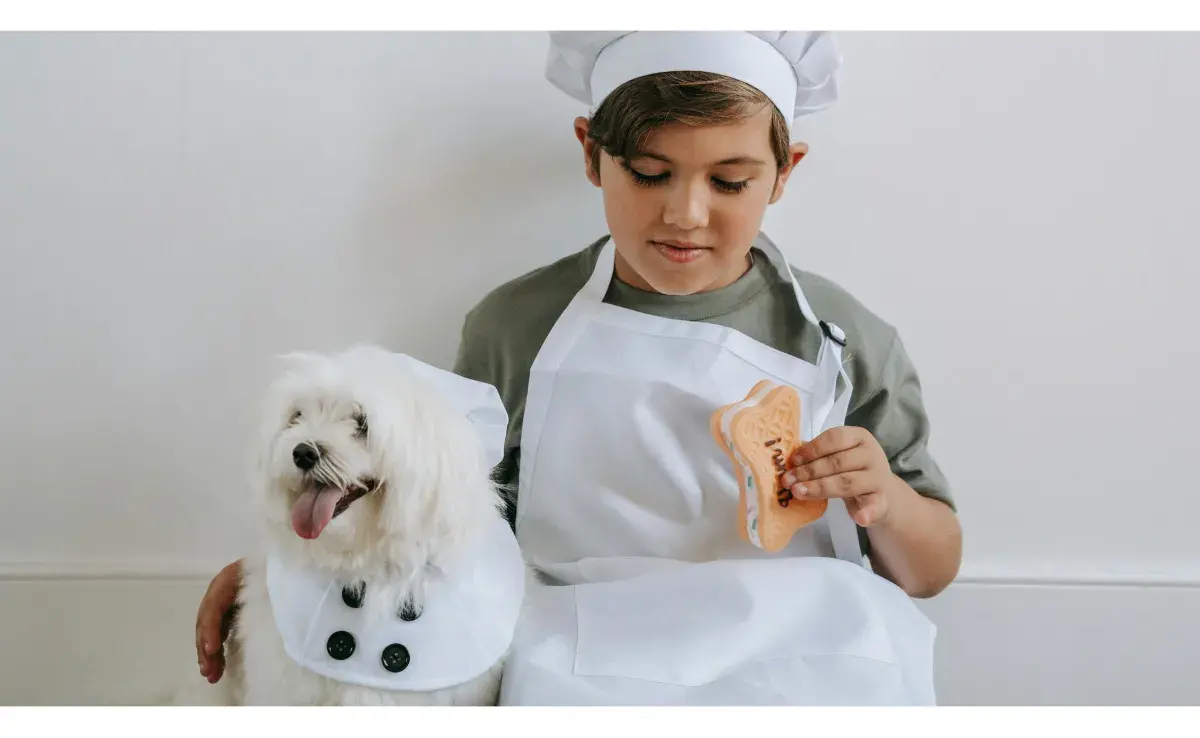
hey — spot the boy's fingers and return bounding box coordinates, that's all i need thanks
[195,622,213,671]
[198,637,224,679]
[198,639,213,676]
[198,600,233,656]
[782,448,867,488]
[198,609,220,654]
[790,471,870,500]
[206,650,225,683]
[789,427,861,466]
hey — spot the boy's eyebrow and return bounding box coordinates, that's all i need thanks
[714,156,768,167]
[632,151,767,167]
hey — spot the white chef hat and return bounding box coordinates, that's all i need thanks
[278,347,510,472]
[545,31,842,128]
[394,354,509,471]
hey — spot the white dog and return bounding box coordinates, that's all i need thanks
[182,346,526,706]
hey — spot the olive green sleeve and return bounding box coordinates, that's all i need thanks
[452,309,521,526]
[846,332,956,512]
[452,303,492,385]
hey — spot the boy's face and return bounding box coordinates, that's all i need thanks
[576,106,805,296]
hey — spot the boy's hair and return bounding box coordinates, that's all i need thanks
[586,71,791,177]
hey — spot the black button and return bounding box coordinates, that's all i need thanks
[326,630,356,660]
[399,595,421,622]
[381,643,410,673]
[342,582,364,608]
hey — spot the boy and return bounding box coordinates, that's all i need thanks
[197,31,961,705]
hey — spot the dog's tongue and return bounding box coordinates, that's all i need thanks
[291,488,343,539]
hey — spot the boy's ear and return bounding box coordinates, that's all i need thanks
[769,142,809,204]
[574,117,602,187]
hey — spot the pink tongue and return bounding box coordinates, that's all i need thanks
[290,488,344,539]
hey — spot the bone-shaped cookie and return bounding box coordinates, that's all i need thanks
[711,380,826,552]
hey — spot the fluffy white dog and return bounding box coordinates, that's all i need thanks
[181,346,526,706]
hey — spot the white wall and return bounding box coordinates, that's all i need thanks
[1,32,1198,705]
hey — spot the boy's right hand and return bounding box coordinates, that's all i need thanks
[195,559,243,683]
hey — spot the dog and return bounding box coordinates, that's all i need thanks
[180,346,527,706]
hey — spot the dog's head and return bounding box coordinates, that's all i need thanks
[252,346,500,569]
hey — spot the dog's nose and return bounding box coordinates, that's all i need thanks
[292,442,321,470]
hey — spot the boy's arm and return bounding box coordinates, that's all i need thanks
[863,477,961,598]
[856,333,961,596]
[783,331,962,598]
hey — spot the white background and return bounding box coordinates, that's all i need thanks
[1,32,1197,704]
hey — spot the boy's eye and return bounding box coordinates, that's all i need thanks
[627,167,669,187]
[712,178,750,194]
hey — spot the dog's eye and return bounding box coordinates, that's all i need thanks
[289,410,302,425]
[353,412,368,437]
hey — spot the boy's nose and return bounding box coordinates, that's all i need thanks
[662,181,710,230]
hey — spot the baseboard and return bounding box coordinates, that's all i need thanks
[0,559,226,582]
[3,558,1198,589]
[954,560,1200,590]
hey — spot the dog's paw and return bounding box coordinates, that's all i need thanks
[398,593,423,621]
[396,576,426,622]
[341,580,366,608]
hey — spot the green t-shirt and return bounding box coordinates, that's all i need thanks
[453,236,954,554]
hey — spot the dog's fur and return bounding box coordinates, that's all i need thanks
[180,346,523,706]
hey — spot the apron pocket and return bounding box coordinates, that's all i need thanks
[571,558,901,689]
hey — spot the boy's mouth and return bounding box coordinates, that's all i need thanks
[651,240,709,264]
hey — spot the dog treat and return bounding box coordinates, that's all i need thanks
[710,380,826,552]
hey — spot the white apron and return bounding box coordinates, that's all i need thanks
[498,234,937,706]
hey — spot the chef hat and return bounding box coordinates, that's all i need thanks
[394,354,509,471]
[545,31,842,128]
[280,346,510,471]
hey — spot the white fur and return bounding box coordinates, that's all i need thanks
[177,345,526,706]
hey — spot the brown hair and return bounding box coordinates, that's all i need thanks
[586,71,791,177]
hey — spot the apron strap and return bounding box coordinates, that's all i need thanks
[754,232,823,329]
[580,237,617,300]
[756,233,865,566]
[810,329,863,565]
[533,239,616,369]
[822,379,864,565]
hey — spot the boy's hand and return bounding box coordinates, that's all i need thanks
[195,559,243,683]
[780,426,903,528]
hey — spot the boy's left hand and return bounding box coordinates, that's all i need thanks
[780,426,903,528]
